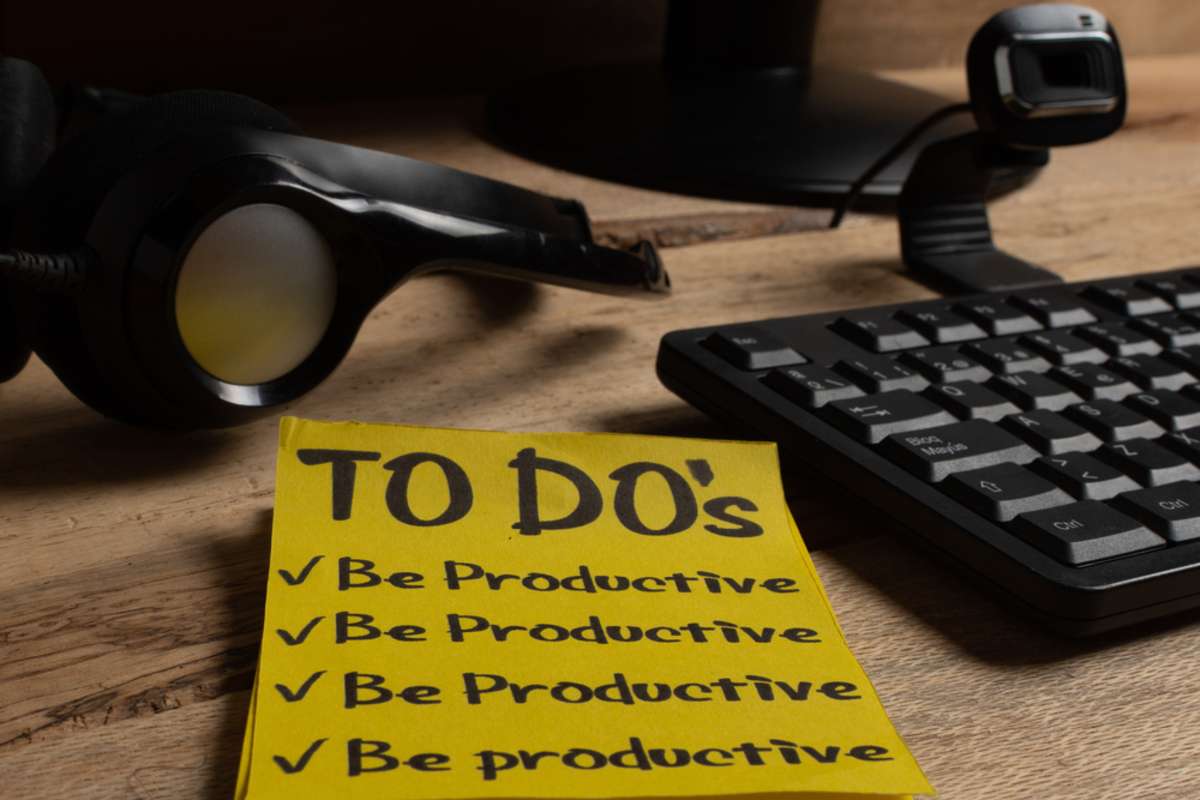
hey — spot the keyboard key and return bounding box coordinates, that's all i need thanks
[1002,410,1103,455]
[1048,364,1139,401]
[1107,355,1195,391]
[1160,428,1200,462]
[953,300,1042,335]
[831,314,929,353]
[988,372,1081,411]
[1008,291,1097,328]
[1113,482,1200,542]
[1066,400,1164,442]
[881,420,1038,482]
[925,381,1020,421]
[1017,328,1099,367]
[763,366,864,408]
[962,339,1052,374]
[1013,502,1164,565]
[1075,323,1161,357]
[1098,439,1200,486]
[944,462,1073,522]
[900,347,991,383]
[1081,283,1172,316]
[1162,345,1200,376]
[1129,315,1200,349]
[825,390,956,444]
[704,326,806,370]
[835,356,929,393]
[1032,452,1140,500]
[894,308,986,344]
[1019,330,1106,365]
[1137,276,1200,309]
[1124,390,1200,431]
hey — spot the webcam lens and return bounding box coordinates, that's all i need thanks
[175,203,338,385]
[1009,40,1117,110]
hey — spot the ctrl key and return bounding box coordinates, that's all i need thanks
[1013,502,1165,565]
[1113,483,1200,542]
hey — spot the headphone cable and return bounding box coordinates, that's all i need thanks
[829,101,972,229]
[0,248,93,293]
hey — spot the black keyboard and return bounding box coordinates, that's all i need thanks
[657,267,1200,635]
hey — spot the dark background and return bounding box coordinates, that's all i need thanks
[3,1,1196,103]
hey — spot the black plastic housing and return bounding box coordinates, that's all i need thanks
[8,128,667,428]
[967,4,1126,147]
[657,270,1200,636]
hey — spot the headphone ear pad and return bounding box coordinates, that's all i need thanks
[10,90,299,423]
[0,57,56,381]
[18,89,298,250]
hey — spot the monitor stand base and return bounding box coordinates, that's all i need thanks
[487,64,1037,209]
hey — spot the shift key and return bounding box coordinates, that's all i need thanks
[882,420,1039,481]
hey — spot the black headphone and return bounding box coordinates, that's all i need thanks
[0,58,669,429]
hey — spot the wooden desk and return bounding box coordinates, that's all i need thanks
[3,55,1199,799]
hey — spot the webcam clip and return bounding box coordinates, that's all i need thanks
[898,131,1063,296]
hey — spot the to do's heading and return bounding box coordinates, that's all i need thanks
[296,447,764,538]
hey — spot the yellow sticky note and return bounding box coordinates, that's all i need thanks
[236,417,932,800]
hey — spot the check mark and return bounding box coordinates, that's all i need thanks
[278,555,324,586]
[276,616,324,646]
[275,670,326,702]
[273,738,327,774]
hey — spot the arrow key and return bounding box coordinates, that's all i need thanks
[944,462,1073,521]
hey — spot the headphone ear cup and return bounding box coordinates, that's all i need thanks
[8,89,299,422]
[0,57,56,381]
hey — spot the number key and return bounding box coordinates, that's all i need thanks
[962,339,1052,374]
[835,355,929,393]
[900,347,991,383]
[764,366,864,408]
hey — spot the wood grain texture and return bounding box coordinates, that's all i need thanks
[3,55,1200,798]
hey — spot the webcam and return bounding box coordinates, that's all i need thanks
[898,4,1126,295]
[967,4,1126,147]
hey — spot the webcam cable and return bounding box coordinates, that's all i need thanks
[829,101,972,229]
